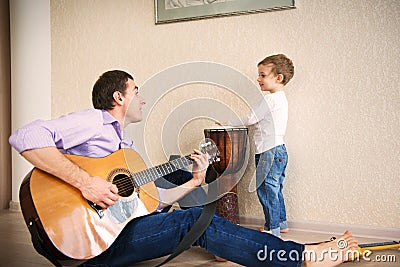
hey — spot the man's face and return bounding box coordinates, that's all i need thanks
[124,79,146,124]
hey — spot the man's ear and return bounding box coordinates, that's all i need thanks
[113,91,123,104]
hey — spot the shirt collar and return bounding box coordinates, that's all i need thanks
[101,110,119,125]
[102,110,124,141]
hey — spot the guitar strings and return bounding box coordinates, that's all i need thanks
[111,156,195,195]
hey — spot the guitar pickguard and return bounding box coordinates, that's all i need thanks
[105,168,142,224]
[106,193,139,224]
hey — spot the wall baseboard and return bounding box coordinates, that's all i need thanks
[240,215,400,240]
[9,200,20,212]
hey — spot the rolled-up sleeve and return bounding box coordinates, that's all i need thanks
[9,120,57,153]
[9,109,103,154]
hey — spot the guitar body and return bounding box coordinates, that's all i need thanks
[19,149,159,261]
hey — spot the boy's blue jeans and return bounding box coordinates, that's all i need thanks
[255,144,289,236]
[80,208,303,267]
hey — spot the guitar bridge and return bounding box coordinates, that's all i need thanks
[88,201,104,219]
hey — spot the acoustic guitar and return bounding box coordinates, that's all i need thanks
[19,141,218,263]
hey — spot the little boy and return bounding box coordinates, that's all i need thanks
[216,54,294,237]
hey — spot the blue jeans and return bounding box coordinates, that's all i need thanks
[255,145,288,236]
[80,208,303,267]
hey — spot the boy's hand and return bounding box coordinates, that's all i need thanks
[215,121,228,126]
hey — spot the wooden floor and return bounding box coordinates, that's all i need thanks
[0,210,398,267]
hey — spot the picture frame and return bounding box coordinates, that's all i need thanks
[155,0,295,24]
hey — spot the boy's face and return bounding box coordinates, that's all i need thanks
[257,64,282,93]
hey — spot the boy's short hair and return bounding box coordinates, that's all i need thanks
[258,54,294,85]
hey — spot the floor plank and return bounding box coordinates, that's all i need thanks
[0,210,398,266]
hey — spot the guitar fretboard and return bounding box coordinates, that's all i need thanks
[132,155,194,187]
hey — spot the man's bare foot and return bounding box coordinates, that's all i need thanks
[302,231,358,267]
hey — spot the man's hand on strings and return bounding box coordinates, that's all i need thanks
[81,176,119,208]
[190,149,209,187]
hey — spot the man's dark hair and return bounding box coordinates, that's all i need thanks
[92,70,134,110]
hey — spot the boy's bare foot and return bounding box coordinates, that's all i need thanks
[280,228,289,233]
[302,231,358,267]
[259,227,272,234]
[214,255,227,262]
[259,228,282,238]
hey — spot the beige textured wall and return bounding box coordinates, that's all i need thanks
[51,0,400,228]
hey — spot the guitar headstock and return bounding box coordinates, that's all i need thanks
[199,138,220,164]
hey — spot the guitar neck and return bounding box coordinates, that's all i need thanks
[132,155,194,187]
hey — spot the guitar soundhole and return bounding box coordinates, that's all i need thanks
[112,173,135,197]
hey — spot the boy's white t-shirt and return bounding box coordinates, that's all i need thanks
[228,91,288,154]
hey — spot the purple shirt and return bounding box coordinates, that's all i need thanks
[9,109,137,157]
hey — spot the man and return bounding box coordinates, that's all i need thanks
[10,70,357,267]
